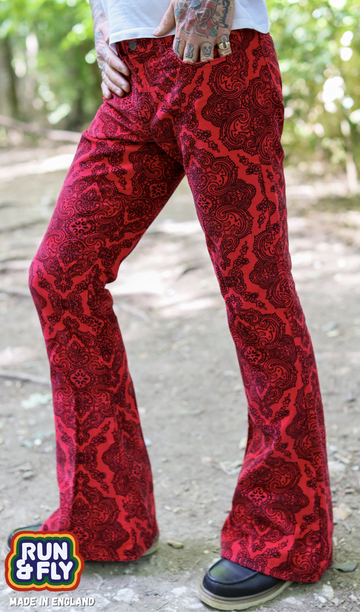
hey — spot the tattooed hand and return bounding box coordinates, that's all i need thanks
[153,0,235,63]
[90,0,131,99]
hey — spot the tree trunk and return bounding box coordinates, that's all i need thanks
[0,37,19,118]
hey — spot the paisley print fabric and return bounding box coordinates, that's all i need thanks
[29,29,333,581]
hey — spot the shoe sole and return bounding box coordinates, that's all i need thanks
[198,578,292,610]
[4,524,43,555]
[142,536,160,557]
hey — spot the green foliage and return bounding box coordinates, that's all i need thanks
[268,0,360,167]
[0,0,101,129]
[1,0,360,172]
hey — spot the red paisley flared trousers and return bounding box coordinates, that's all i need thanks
[29,29,333,582]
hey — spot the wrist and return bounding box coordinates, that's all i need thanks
[90,0,107,31]
[93,15,107,33]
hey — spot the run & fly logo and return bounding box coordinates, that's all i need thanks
[5,532,84,591]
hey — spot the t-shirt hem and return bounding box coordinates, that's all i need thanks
[109,19,270,50]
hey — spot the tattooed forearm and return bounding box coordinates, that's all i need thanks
[90,0,106,31]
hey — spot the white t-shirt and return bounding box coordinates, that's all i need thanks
[100,0,270,49]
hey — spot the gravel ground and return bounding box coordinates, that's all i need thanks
[0,143,359,611]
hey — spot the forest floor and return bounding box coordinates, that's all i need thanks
[0,142,359,612]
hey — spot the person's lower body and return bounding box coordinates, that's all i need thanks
[21,28,332,595]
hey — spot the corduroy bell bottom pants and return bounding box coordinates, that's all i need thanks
[29,29,333,582]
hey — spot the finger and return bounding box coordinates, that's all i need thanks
[102,72,127,98]
[105,48,130,77]
[173,36,186,59]
[182,42,197,63]
[217,44,232,56]
[100,44,130,77]
[200,41,214,62]
[153,1,176,36]
[103,62,131,92]
[217,33,232,56]
[101,81,112,99]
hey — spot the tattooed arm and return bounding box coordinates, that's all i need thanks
[90,0,130,99]
[153,0,235,63]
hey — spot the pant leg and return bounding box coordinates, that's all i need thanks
[29,93,184,561]
[170,29,333,582]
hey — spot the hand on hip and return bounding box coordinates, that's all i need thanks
[95,18,131,99]
[153,0,235,62]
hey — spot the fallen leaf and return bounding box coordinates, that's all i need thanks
[0,346,35,367]
[331,560,357,572]
[334,453,351,464]
[21,393,52,410]
[167,540,184,549]
[22,471,36,480]
[333,503,353,520]
[10,462,33,473]
[321,321,338,332]
[239,437,247,451]
[20,440,32,448]
[322,584,334,600]
[283,596,301,606]
[113,588,139,604]
[345,394,356,403]
[219,459,243,475]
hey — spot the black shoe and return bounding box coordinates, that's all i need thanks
[6,523,42,553]
[198,557,292,610]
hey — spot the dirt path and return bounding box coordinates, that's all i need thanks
[0,144,359,611]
